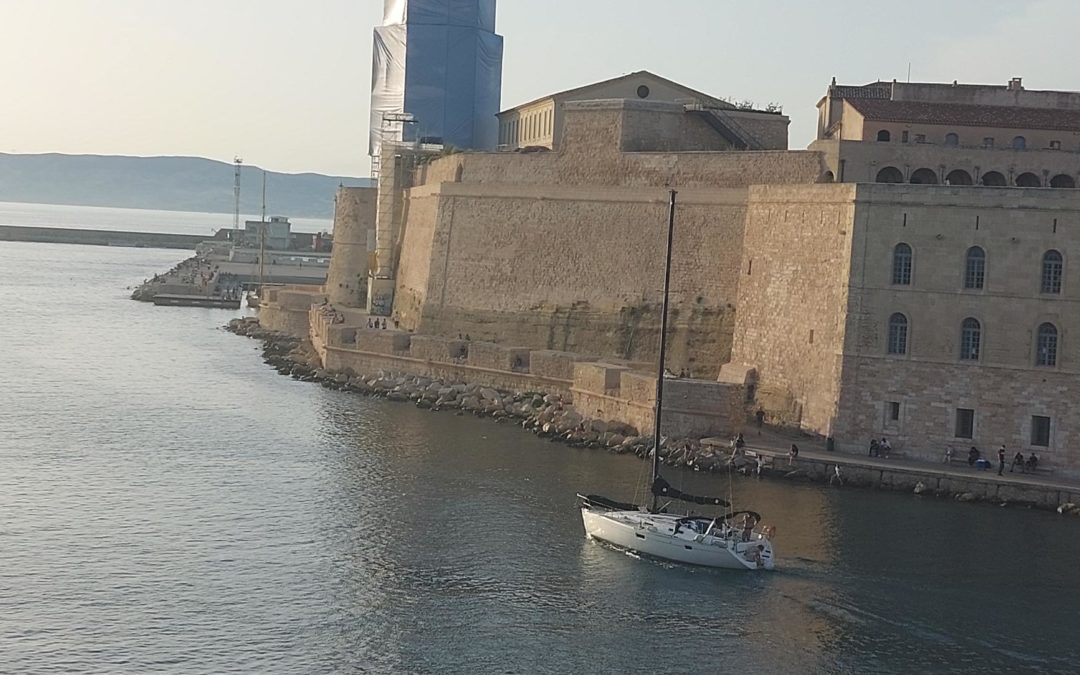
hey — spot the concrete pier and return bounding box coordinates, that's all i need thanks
[0,224,205,249]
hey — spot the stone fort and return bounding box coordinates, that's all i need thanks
[268,71,1080,477]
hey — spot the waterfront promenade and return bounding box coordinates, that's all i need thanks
[714,425,1080,509]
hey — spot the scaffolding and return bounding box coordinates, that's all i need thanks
[372,112,420,179]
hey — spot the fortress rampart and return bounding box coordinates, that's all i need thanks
[308,307,743,438]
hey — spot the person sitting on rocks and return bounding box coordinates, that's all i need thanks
[732,433,746,452]
[1011,451,1026,473]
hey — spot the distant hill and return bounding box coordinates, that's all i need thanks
[0,153,373,219]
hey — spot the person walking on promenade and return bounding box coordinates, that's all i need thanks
[880,437,892,459]
[997,445,1007,476]
[754,408,766,435]
[868,438,880,457]
[788,444,799,465]
[943,446,954,464]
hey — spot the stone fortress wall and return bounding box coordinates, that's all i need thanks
[389,100,829,375]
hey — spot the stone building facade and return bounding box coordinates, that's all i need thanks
[312,73,1080,476]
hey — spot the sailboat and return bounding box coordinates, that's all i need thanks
[578,190,776,571]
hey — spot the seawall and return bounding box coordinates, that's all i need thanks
[0,225,205,249]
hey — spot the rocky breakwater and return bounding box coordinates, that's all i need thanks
[225,317,737,474]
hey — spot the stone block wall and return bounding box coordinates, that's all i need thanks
[356,329,411,354]
[833,356,1080,476]
[466,341,530,371]
[408,335,468,363]
[530,350,597,381]
[571,368,743,438]
[573,362,628,395]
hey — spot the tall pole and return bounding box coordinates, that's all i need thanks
[259,170,266,287]
[233,157,243,241]
[650,189,677,513]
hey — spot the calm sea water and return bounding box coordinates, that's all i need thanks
[2,207,1079,673]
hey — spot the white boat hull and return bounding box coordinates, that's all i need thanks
[581,507,775,571]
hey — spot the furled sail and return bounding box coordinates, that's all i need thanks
[651,476,730,507]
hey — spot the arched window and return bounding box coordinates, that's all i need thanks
[960,318,981,361]
[1037,323,1058,366]
[910,168,939,184]
[887,313,908,355]
[876,166,904,183]
[892,243,913,285]
[1042,250,1063,294]
[945,169,973,185]
[945,132,959,146]
[981,171,1007,186]
[877,130,891,142]
[1015,172,1041,187]
[1050,174,1076,188]
[964,246,986,289]
[1012,136,1027,150]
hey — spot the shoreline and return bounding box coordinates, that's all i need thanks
[226,317,1080,518]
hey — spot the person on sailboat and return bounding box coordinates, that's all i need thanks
[741,513,756,542]
[744,544,765,567]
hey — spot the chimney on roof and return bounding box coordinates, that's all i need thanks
[1008,77,1023,91]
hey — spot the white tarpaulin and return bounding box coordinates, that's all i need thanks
[382,0,496,31]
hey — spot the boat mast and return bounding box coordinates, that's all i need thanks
[259,170,267,287]
[650,189,677,513]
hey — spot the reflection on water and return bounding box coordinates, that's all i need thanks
[1,238,1078,674]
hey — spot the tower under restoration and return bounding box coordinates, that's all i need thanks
[369,0,504,169]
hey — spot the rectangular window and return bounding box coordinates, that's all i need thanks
[901,131,909,143]
[1050,140,1062,150]
[914,134,926,144]
[955,408,974,439]
[889,401,901,422]
[1031,416,1051,447]
[983,137,994,148]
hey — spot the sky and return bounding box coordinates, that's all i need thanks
[2,0,1079,177]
